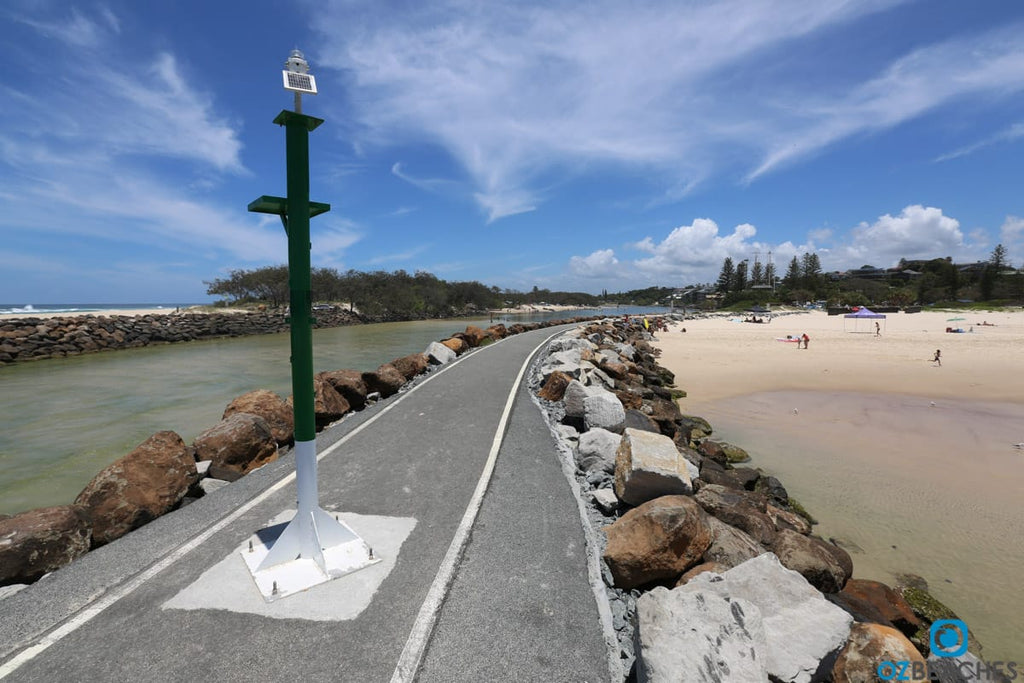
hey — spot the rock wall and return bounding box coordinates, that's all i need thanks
[529,316,987,680]
[0,315,604,589]
[0,309,363,364]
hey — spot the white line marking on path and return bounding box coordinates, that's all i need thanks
[389,329,562,683]
[0,335,508,680]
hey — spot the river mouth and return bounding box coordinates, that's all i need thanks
[693,389,1024,661]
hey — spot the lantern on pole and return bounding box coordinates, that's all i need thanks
[243,49,378,601]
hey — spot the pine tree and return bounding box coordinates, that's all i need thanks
[784,256,801,288]
[716,257,735,293]
[751,260,764,286]
[734,260,749,292]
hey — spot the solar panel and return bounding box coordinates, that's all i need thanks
[282,70,317,94]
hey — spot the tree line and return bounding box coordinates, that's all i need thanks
[204,267,680,320]
[712,244,1021,307]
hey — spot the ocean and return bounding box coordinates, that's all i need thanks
[0,303,203,316]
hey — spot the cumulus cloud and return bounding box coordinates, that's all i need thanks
[835,205,966,267]
[569,249,621,279]
[1000,216,1024,267]
[563,204,993,289]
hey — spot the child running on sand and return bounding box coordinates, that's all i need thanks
[932,349,941,366]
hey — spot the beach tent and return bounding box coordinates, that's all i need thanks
[843,306,886,333]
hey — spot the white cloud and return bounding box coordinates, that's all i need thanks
[562,204,995,289]
[569,249,621,278]
[835,205,967,267]
[936,122,1024,162]
[18,8,106,48]
[1000,216,1024,267]
[748,26,1024,180]
[314,0,917,220]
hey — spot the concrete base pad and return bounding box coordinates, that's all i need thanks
[162,511,416,621]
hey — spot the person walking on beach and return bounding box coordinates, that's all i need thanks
[875,321,881,336]
[801,333,810,349]
[932,349,941,366]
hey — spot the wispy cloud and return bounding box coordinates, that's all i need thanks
[312,0,931,221]
[365,244,431,265]
[935,122,1024,163]
[311,2,1024,221]
[747,25,1024,180]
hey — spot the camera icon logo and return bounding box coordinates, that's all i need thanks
[930,619,969,658]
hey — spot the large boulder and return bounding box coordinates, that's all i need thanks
[771,529,852,593]
[390,352,429,380]
[695,484,776,546]
[193,414,278,482]
[583,392,626,433]
[223,389,294,445]
[425,341,457,365]
[755,475,789,506]
[484,324,507,340]
[614,428,693,505]
[634,588,769,682]
[318,369,368,410]
[537,370,572,402]
[767,504,812,535]
[832,623,925,683]
[576,427,620,473]
[362,363,406,398]
[300,376,351,428]
[683,553,854,683]
[702,515,767,569]
[562,380,602,421]
[75,431,198,546]
[602,495,712,589]
[835,579,921,637]
[461,325,487,347]
[538,348,585,379]
[0,505,92,585]
[645,397,683,437]
[441,337,468,355]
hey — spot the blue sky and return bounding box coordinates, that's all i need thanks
[2,0,1023,303]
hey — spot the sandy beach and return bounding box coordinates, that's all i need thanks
[655,308,1024,405]
[652,308,1024,660]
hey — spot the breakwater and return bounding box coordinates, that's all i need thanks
[0,315,607,591]
[0,309,364,364]
[527,317,989,680]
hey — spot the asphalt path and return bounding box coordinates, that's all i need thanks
[0,324,613,682]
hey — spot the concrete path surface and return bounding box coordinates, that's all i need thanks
[0,325,615,683]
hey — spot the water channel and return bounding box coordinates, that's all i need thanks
[0,308,666,515]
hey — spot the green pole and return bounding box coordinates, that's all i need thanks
[283,114,315,444]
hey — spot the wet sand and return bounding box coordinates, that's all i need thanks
[652,309,1024,660]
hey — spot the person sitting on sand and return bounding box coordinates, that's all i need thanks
[932,349,941,366]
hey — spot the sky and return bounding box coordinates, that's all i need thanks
[2,0,1023,303]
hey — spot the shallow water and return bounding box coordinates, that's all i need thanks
[694,390,1024,661]
[0,306,665,516]
[0,317,496,516]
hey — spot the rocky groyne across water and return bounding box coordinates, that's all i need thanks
[0,309,365,364]
[0,315,993,681]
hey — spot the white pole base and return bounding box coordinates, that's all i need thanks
[242,509,381,602]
